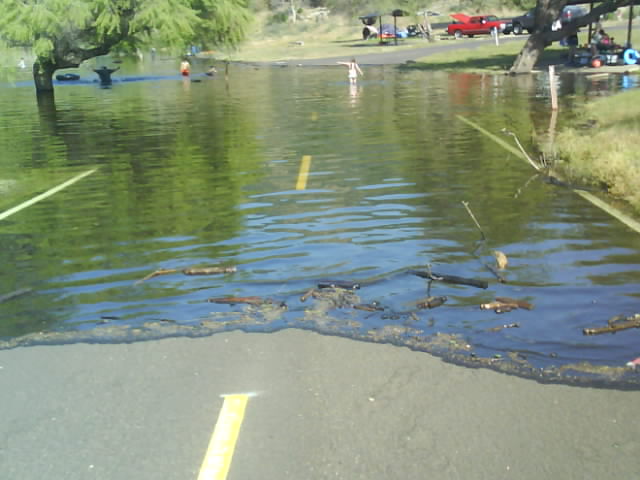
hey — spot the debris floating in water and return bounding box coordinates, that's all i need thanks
[493,250,508,270]
[135,265,236,284]
[583,314,640,335]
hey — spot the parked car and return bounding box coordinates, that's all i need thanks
[359,13,379,39]
[510,10,535,35]
[446,14,508,39]
[510,5,587,35]
[560,5,588,24]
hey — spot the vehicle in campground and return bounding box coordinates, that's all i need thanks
[510,5,588,35]
[446,13,508,39]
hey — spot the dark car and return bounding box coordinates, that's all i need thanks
[510,9,535,35]
[510,5,587,35]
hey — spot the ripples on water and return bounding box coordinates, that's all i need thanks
[1,59,639,384]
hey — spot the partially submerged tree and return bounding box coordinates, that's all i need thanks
[0,0,252,93]
[510,0,633,73]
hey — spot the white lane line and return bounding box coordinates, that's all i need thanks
[0,168,98,222]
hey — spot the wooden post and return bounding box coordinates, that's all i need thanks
[588,0,594,43]
[549,65,558,111]
[628,0,634,48]
[394,15,398,46]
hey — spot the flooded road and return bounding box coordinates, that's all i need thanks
[1,58,639,385]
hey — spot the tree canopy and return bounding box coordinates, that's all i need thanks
[0,0,252,92]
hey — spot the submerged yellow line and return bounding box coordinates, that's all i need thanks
[456,115,640,235]
[0,168,98,222]
[197,394,249,480]
[296,155,312,190]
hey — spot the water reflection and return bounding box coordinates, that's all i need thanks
[1,63,639,385]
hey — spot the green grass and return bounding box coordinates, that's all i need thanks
[550,89,640,211]
[404,40,567,72]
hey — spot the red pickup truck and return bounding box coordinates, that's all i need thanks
[446,13,508,39]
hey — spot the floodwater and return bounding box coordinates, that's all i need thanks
[1,57,639,385]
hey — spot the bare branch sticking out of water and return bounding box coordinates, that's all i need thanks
[514,173,540,198]
[135,268,179,284]
[501,128,543,172]
[484,262,506,283]
[461,201,486,240]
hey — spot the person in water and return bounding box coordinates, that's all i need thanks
[180,59,191,76]
[337,58,363,84]
[93,66,119,85]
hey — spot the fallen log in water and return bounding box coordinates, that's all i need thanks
[410,270,488,289]
[583,314,640,335]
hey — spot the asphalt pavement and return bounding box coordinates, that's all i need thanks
[1,329,639,479]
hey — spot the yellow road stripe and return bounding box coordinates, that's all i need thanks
[197,394,249,480]
[0,168,98,222]
[296,155,312,190]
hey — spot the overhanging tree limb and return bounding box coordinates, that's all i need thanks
[510,0,633,73]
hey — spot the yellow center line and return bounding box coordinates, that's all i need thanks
[0,168,98,222]
[296,155,312,190]
[197,394,249,480]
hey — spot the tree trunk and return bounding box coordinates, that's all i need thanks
[33,61,56,93]
[510,33,549,73]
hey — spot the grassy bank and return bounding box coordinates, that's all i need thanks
[550,88,640,211]
[407,40,566,71]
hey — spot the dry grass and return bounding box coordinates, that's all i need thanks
[552,89,640,210]
[226,13,448,62]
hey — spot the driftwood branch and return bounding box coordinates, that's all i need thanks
[583,314,640,335]
[207,296,270,306]
[410,270,488,289]
[135,266,236,284]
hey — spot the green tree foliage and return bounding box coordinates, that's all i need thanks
[0,0,252,92]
